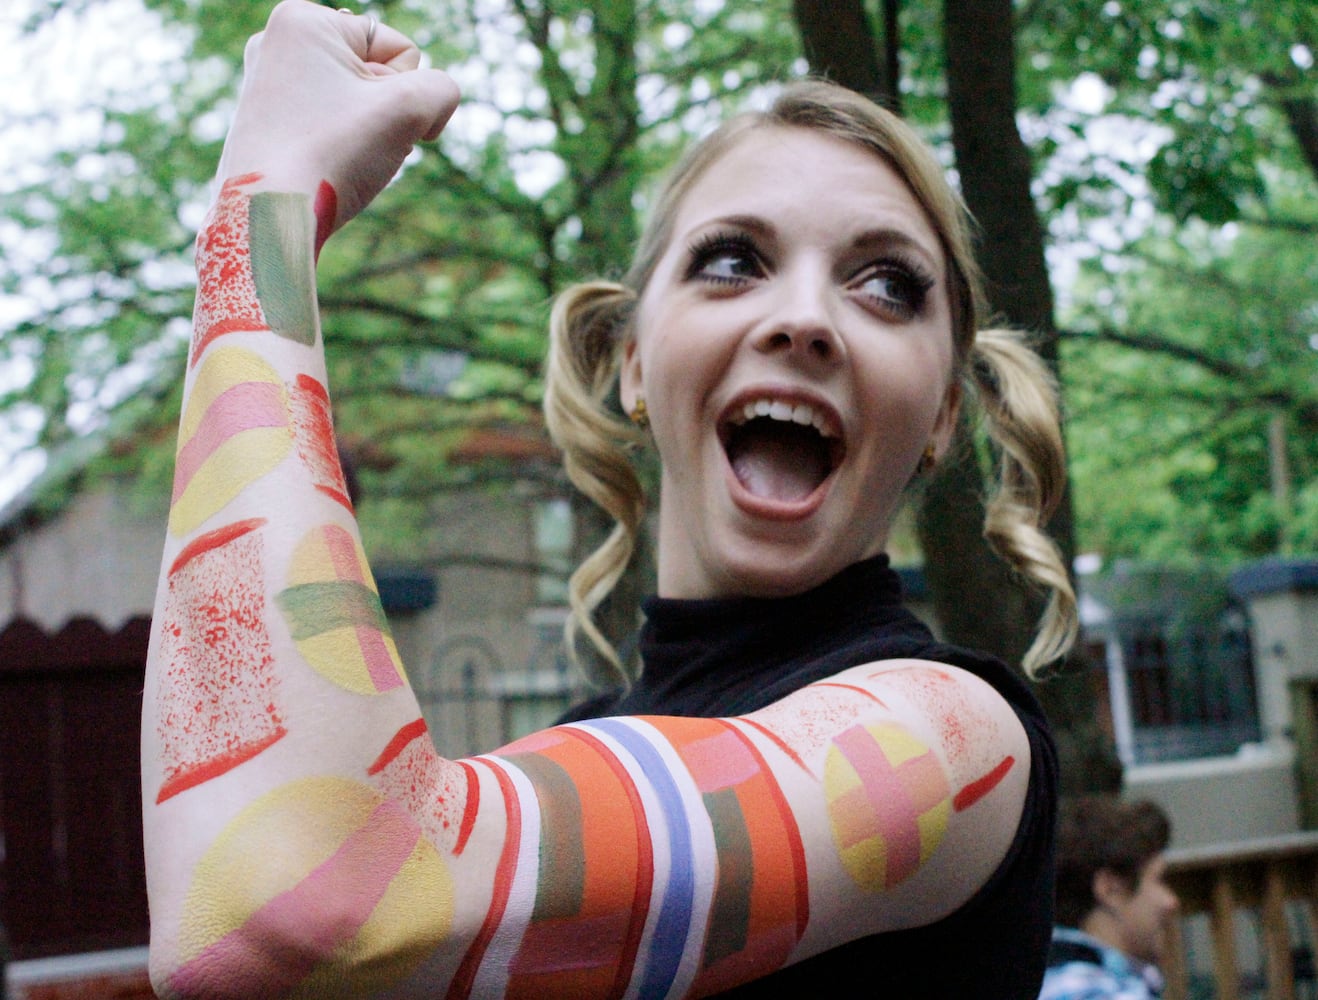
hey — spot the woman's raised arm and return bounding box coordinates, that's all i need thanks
[143,6,1036,997]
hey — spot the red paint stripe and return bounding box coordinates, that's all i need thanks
[811,681,888,707]
[563,727,654,999]
[315,483,355,512]
[169,517,267,576]
[367,718,430,776]
[226,172,263,189]
[313,180,337,261]
[716,720,810,939]
[296,372,331,402]
[156,726,288,804]
[453,761,481,856]
[954,755,1016,812]
[447,759,521,1000]
[736,717,810,774]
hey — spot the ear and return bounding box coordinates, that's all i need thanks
[1092,868,1132,910]
[929,380,962,459]
[619,337,643,415]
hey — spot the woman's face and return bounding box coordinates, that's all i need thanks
[623,125,961,600]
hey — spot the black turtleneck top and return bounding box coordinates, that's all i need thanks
[557,556,1058,999]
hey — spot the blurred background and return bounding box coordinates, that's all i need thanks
[0,0,1315,996]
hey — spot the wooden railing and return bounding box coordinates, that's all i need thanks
[1163,831,1318,1000]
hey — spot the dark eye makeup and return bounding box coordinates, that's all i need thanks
[848,253,936,321]
[682,228,938,322]
[684,231,764,285]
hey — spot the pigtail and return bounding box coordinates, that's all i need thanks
[968,328,1078,676]
[543,281,647,688]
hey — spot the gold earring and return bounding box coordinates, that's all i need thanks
[918,444,937,473]
[629,397,649,429]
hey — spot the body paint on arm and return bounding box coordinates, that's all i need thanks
[169,776,453,999]
[154,518,286,804]
[191,174,317,365]
[277,524,405,695]
[169,347,293,537]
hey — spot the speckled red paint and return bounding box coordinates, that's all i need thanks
[291,374,352,512]
[747,683,882,774]
[366,718,473,855]
[872,666,1000,782]
[155,519,286,803]
[191,173,269,366]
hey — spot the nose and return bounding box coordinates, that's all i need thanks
[752,263,844,365]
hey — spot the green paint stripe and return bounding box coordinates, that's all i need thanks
[702,787,753,965]
[512,753,586,920]
[276,581,388,639]
[249,191,316,345]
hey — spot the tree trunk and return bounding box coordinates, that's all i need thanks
[940,0,1118,793]
[791,0,898,108]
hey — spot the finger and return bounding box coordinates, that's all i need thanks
[380,68,461,142]
[359,20,424,75]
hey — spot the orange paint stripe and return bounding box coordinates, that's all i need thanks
[562,727,654,999]
[953,755,1016,812]
[715,720,809,939]
[169,518,267,576]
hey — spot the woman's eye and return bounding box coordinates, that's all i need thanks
[852,263,935,319]
[686,235,764,285]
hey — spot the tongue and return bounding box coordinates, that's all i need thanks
[727,421,830,503]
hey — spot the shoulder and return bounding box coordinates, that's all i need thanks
[744,658,1039,932]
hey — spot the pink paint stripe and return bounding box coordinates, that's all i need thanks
[169,798,419,997]
[833,727,921,875]
[684,729,759,792]
[321,523,367,585]
[357,624,403,692]
[173,381,287,502]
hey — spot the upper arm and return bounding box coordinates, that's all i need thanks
[466,658,1032,995]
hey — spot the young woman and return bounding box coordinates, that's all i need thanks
[141,2,1076,997]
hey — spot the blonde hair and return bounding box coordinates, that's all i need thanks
[543,80,1076,684]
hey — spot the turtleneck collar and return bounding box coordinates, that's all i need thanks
[612,554,930,718]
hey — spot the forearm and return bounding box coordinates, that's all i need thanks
[142,171,493,998]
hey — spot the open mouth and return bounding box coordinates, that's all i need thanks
[720,396,844,504]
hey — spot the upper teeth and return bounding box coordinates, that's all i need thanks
[733,398,836,437]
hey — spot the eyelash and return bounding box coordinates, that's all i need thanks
[684,232,763,285]
[683,231,936,320]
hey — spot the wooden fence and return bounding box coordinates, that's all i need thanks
[1164,831,1318,1000]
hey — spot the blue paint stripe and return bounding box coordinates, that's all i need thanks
[587,718,694,997]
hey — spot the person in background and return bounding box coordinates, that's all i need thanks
[1041,796,1180,1000]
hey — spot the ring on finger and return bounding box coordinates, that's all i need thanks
[365,15,378,59]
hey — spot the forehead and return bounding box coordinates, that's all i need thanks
[670,125,944,262]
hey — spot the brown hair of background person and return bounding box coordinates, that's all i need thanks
[1055,796,1171,929]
